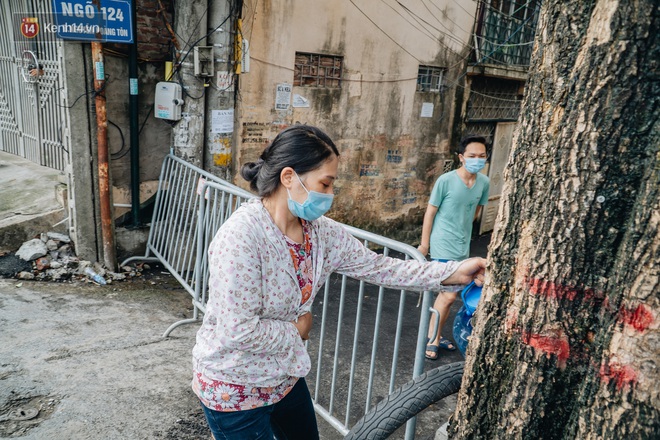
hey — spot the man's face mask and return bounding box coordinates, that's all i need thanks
[463,158,487,174]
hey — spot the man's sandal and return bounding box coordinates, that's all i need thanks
[425,338,440,360]
[438,337,457,351]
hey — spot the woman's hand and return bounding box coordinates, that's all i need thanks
[442,257,486,286]
[292,312,313,340]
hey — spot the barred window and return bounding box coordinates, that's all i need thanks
[294,52,343,88]
[417,66,445,92]
[473,0,541,66]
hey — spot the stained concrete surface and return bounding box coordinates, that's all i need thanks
[0,273,204,440]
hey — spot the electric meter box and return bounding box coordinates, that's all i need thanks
[154,81,183,121]
[194,46,214,77]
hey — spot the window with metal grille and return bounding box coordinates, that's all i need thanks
[293,52,342,88]
[466,76,523,121]
[416,66,445,92]
[472,0,541,66]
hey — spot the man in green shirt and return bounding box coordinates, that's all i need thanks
[418,135,490,359]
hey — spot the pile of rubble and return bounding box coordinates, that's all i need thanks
[0,232,147,284]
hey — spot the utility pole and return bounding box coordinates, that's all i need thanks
[91,41,116,270]
[171,0,209,167]
[203,1,238,181]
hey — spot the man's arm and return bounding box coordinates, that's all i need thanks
[417,204,438,257]
[473,205,483,222]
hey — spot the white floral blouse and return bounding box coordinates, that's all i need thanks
[192,199,460,411]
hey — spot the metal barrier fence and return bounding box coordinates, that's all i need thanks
[125,155,438,439]
[120,154,251,330]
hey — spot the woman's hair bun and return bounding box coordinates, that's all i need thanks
[240,159,263,191]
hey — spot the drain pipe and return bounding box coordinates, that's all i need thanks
[91,41,117,270]
[129,0,141,227]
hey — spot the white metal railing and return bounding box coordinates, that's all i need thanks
[121,154,250,301]
[124,156,437,439]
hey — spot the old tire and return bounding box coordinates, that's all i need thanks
[344,362,464,440]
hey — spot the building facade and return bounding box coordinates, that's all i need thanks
[232,0,478,241]
[0,0,542,263]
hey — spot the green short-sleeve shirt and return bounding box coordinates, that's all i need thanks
[429,170,490,260]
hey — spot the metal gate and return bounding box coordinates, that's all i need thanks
[0,0,69,171]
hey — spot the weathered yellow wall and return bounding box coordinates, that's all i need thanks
[236,0,476,242]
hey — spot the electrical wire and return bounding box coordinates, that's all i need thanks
[176,8,209,58]
[348,0,534,102]
[476,34,534,47]
[349,0,424,62]
[169,1,239,104]
[420,0,480,36]
[108,119,126,159]
[171,4,237,79]
[110,110,154,160]
[55,77,108,109]
[398,0,472,40]
[378,0,443,44]
[250,55,423,84]
[196,0,533,106]
[447,0,477,19]
[352,0,478,72]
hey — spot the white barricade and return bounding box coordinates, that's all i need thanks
[125,156,436,439]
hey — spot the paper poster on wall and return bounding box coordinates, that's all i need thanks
[421,102,434,118]
[216,71,233,91]
[211,109,234,133]
[275,83,292,110]
[292,94,310,108]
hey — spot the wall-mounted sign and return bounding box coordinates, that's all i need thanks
[51,0,133,43]
[421,102,434,118]
[275,83,292,110]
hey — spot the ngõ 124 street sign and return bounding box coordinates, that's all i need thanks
[51,0,133,44]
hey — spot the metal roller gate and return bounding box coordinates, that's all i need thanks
[0,0,69,171]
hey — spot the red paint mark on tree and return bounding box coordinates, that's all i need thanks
[618,303,654,332]
[527,277,598,302]
[521,330,570,369]
[599,360,638,390]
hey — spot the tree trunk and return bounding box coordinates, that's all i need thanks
[450,1,659,439]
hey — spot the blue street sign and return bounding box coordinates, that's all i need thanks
[51,0,133,44]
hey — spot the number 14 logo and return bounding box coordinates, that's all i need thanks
[21,17,40,38]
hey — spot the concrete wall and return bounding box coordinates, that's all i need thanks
[104,0,174,221]
[105,59,170,220]
[235,0,477,242]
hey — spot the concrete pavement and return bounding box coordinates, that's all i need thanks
[0,151,67,254]
[0,274,205,439]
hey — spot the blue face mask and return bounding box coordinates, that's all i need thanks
[464,158,487,174]
[287,172,334,221]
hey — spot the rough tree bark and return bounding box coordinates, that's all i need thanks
[450,1,658,439]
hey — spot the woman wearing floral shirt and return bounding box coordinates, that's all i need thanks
[192,125,486,440]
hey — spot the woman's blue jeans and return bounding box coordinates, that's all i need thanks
[200,377,319,440]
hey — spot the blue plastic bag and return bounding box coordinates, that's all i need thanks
[452,281,482,356]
